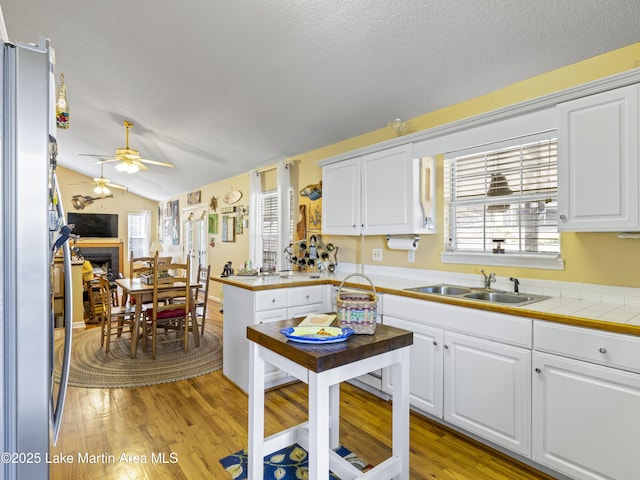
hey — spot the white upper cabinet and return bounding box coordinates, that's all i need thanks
[557,84,640,231]
[321,143,436,235]
[321,157,361,235]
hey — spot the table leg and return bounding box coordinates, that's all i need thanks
[308,371,330,480]
[329,383,340,449]
[391,348,410,479]
[248,342,265,479]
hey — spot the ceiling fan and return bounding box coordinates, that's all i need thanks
[91,163,128,195]
[80,120,174,173]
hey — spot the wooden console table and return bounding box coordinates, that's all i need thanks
[247,319,413,479]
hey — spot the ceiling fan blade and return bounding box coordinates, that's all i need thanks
[133,161,150,171]
[79,153,112,157]
[138,158,174,168]
[106,182,128,191]
[93,157,120,164]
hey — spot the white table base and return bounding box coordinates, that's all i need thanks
[248,342,410,479]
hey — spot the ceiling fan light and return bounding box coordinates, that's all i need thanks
[94,185,110,195]
[115,162,139,173]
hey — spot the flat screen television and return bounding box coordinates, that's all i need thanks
[67,212,118,238]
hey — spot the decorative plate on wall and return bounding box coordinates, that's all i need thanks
[223,189,242,204]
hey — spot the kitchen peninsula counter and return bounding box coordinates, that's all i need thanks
[214,272,640,337]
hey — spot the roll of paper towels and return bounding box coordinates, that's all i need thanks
[387,237,418,251]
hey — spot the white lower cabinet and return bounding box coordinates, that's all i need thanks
[533,321,640,479]
[443,331,531,457]
[223,284,329,393]
[382,315,443,417]
[381,294,532,457]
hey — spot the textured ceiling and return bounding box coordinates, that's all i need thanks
[3,0,640,201]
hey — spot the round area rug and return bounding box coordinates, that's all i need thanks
[54,326,222,388]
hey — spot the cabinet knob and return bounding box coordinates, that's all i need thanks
[271,298,276,303]
[599,347,607,354]
[306,294,310,299]
[433,341,437,346]
[559,214,567,220]
[535,368,541,374]
[444,344,449,349]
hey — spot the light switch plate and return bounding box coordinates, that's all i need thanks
[372,248,382,261]
[408,250,415,263]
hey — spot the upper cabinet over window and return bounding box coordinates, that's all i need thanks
[320,144,436,236]
[557,84,640,231]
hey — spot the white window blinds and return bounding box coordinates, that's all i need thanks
[259,191,279,272]
[444,133,559,255]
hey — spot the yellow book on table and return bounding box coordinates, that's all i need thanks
[298,313,336,326]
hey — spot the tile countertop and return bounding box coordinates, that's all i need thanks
[213,272,640,337]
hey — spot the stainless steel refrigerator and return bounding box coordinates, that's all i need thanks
[0,37,72,479]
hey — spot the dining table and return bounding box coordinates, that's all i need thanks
[115,277,201,358]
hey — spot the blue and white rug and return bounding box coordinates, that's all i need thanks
[219,442,369,479]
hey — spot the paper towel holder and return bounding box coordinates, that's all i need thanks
[386,235,420,248]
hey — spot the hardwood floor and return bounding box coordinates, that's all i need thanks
[50,300,552,479]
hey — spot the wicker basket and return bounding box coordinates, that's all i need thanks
[336,273,378,334]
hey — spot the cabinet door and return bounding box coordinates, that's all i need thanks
[443,331,531,457]
[382,315,444,418]
[321,157,361,234]
[558,84,639,231]
[532,351,640,480]
[361,144,415,235]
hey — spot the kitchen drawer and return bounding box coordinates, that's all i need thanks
[287,285,324,307]
[255,289,288,311]
[384,294,531,348]
[254,308,288,324]
[289,303,324,318]
[534,320,640,373]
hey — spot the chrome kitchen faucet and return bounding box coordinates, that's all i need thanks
[481,269,496,289]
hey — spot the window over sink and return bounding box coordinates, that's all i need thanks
[443,132,563,270]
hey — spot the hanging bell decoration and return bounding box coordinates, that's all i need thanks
[56,73,69,129]
[487,172,512,212]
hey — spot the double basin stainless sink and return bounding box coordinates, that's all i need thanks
[404,284,551,307]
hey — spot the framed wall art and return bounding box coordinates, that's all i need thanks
[208,213,218,234]
[187,190,201,205]
[171,199,180,245]
[222,215,235,242]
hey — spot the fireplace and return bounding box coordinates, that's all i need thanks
[77,242,124,278]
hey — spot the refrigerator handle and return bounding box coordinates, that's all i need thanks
[51,171,72,445]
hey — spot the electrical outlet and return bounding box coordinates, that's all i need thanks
[372,248,382,261]
[408,250,415,263]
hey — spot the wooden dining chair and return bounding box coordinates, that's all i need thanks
[123,252,172,306]
[98,275,136,354]
[194,264,211,337]
[143,256,193,359]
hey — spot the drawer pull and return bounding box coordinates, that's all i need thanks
[433,341,437,346]
[535,368,541,374]
[444,344,449,349]
[599,347,607,354]
[306,294,310,299]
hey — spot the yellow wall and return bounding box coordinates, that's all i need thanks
[289,42,640,288]
[165,173,250,297]
[160,41,640,289]
[56,166,159,276]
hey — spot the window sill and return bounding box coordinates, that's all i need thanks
[441,252,564,270]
